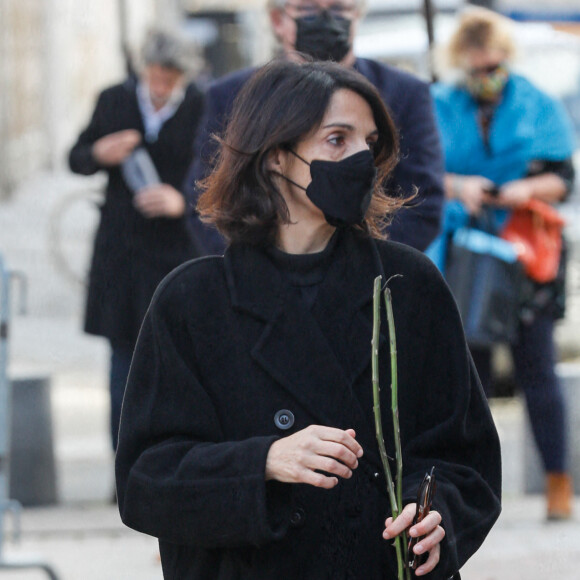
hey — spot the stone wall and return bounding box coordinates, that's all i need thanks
[0,0,178,199]
[0,0,48,196]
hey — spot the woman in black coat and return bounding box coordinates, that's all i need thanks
[68,31,204,450]
[115,60,501,579]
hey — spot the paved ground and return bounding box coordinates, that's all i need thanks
[3,505,160,580]
[2,495,580,580]
[2,171,580,578]
[2,305,578,580]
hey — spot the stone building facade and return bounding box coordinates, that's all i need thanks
[0,0,180,198]
[1,0,578,198]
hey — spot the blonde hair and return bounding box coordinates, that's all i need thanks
[445,7,517,69]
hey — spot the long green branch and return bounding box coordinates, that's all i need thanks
[372,276,407,580]
[384,283,411,578]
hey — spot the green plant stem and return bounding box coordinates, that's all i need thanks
[372,276,406,580]
[384,284,411,580]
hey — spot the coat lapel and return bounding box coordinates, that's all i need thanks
[225,242,358,427]
[224,232,388,431]
[311,232,391,460]
[312,231,387,387]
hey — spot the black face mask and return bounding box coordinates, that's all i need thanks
[284,149,377,227]
[294,12,352,62]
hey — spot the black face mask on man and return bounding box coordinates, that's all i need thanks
[281,149,377,227]
[294,11,352,62]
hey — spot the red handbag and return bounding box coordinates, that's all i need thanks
[500,199,565,283]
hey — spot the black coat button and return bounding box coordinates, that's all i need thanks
[274,409,295,430]
[290,508,305,528]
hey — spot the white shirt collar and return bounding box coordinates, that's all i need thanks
[136,80,185,142]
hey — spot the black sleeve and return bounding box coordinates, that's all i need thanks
[68,91,109,176]
[115,267,292,547]
[386,80,445,251]
[182,70,255,255]
[527,158,576,199]
[182,90,228,254]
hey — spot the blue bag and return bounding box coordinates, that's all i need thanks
[445,226,524,347]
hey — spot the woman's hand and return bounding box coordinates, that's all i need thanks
[133,184,186,218]
[92,129,141,166]
[447,174,496,215]
[383,503,445,577]
[496,179,534,208]
[497,174,568,207]
[265,426,363,489]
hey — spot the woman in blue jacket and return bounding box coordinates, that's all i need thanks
[429,7,576,520]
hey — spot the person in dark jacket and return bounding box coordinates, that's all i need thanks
[184,0,445,255]
[68,29,204,451]
[116,59,501,580]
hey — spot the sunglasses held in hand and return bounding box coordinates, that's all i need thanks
[408,467,437,571]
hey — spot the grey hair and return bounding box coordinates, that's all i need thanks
[141,29,193,73]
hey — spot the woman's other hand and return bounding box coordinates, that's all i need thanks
[383,503,445,576]
[497,173,568,207]
[446,174,496,215]
[92,129,141,166]
[265,426,363,489]
[496,178,534,207]
[133,184,186,218]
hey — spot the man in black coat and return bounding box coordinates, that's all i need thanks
[184,0,445,254]
[68,29,204,451]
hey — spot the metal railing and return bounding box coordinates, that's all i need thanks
[0,252,59,578]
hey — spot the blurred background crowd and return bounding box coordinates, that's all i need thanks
[2,0,580,346]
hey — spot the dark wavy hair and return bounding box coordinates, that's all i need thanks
[197,59,404,246]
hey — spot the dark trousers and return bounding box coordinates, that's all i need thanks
[109,339,134,452]
[471,313,567,473]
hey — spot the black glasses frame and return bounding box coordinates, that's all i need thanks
[469,63,503,76]
[283,1,357,20]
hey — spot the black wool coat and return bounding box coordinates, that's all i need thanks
[68,78,204,344]
[115,230,501,580]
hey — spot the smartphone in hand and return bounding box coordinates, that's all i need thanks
[483,184,500,197]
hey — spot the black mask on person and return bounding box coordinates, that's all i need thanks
[294,12,352,62]
[283,149,377,227]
